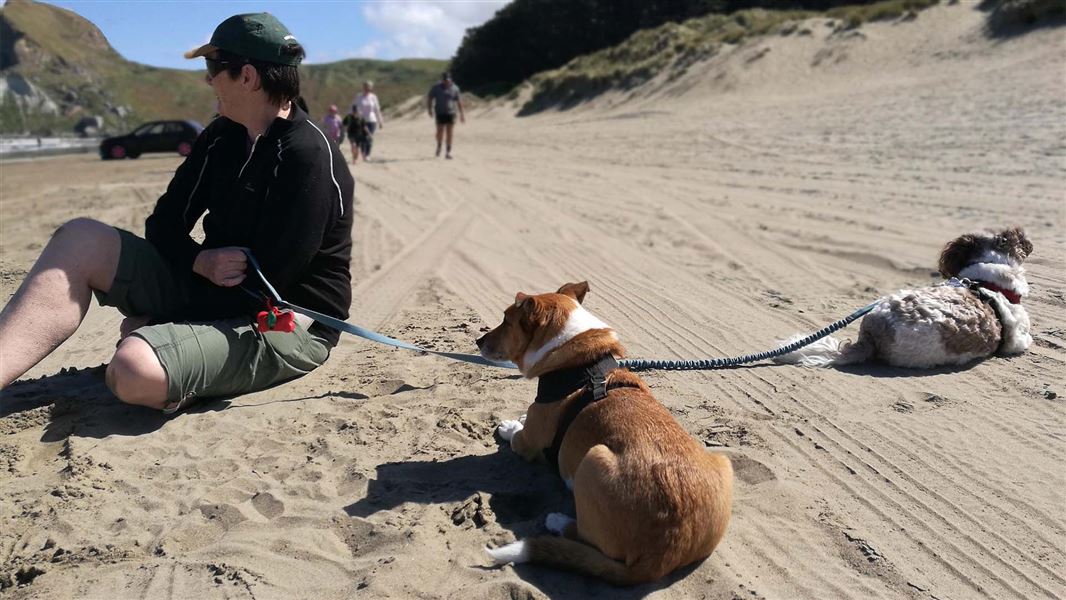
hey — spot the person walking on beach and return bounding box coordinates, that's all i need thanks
[343,104,370,164]
[0,13,354,413]
[321,104,343,144]
[427,72,464,159]
[352,80,383,161]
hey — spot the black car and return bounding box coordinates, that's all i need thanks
[100,120,204,160]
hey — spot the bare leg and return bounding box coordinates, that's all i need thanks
[0,218,120,387]
[445,123,454,158]
[106,336,167,409]
[363,124,375,160]
[435,124,444,156]
[350,143,359,164]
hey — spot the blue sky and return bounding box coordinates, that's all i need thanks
[37,1,510,69]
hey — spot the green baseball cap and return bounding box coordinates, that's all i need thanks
[184,13,301,66]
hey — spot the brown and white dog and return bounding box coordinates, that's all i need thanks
[476,282,733,585]
[777,227,1033,368]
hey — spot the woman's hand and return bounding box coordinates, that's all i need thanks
[193,247,248,287]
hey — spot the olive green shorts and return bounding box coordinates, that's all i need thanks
[95,229,330,408]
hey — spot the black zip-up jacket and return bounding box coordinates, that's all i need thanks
[144,104,354,347]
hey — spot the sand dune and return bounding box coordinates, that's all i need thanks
[1,4,1064,598]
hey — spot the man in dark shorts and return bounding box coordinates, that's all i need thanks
[343,104,371,164]
[426,72,465,159]
[0,13,355,413]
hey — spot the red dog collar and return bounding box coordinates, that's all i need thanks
[978,281,1022,305]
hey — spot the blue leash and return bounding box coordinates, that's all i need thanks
[243,251,876,372]
[243,252,516,369]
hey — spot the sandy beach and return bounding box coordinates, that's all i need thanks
[1,5,1064,599]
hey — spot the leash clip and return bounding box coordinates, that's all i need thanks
[588,371,608,401]
[257,299,296,333]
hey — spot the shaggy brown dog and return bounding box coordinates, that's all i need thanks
[778,227,1033,368]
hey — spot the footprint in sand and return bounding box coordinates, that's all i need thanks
[156,503,245,554]
[198,502,247,528]
[353,379,434,398]
[731,456,777,485]
[250,492,285,520]
[895,391,950,414]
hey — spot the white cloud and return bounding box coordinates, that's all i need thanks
[361,1,509,60]
[353,40,385,60]
[305,43,381,64]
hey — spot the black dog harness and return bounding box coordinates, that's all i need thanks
[535,354,626,466]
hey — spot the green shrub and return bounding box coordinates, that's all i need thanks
[983,0,1066,33]
[828,0,940,25]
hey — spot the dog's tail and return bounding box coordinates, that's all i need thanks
[773,334,875,367]
[486,536,649,586]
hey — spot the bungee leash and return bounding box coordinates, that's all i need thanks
[242,251,877,372]
[618,302,877,371]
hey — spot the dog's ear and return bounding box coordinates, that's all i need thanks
[513,293,548,330]
[556,281,589,304]
[514,292,530,309]
[939,234,980,277]
[998,226,1033,262]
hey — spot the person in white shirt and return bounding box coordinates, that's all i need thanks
[352,81,383,161]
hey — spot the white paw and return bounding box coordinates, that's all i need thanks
[545,512,575,535]
[497,419,524,442]
[518,413,527,425]
[486,541,529,564]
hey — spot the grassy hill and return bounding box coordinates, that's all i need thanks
[0,0,445,135]
[512,0,1063,115]
[300,58,447,118]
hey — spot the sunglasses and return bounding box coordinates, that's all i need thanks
[205,56,247,78]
